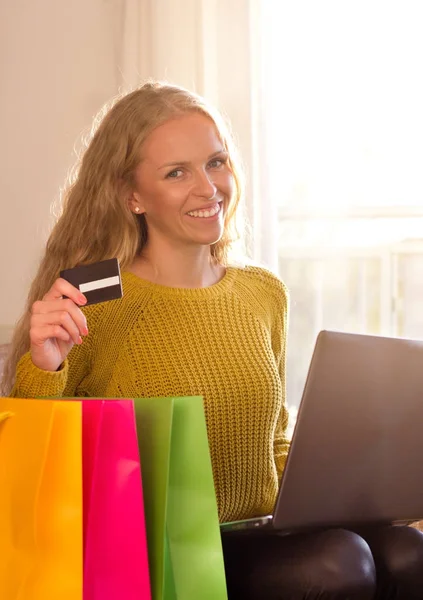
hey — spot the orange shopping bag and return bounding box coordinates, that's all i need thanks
[0,397,82,600]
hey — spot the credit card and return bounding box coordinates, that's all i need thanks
[60,258,123,305]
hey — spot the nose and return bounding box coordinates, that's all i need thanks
[193,169,217,200]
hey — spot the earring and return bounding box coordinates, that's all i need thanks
[134,207,140,213]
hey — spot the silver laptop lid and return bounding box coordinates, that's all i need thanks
[273,330,423,531]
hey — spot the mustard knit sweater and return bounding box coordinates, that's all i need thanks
[13,266,290,523]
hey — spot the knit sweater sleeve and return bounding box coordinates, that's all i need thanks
[271,276,291,481]
[10,303,100,399]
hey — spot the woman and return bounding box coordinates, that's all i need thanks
[3,81,423,599]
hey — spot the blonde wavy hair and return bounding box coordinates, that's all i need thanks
[1,81,245,395]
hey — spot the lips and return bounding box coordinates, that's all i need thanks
[187,202,222,219]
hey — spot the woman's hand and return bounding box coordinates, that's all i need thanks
[29,278,88,372]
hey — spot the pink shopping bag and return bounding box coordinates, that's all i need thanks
[82,399,151,600]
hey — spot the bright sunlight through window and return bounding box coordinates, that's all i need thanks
[261,1,423,410]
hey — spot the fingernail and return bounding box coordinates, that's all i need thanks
[78,336,83,345]
[79,295,87,305]
[82,327,89,336]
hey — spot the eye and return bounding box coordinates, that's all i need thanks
[166,169,184,179]
[207,157,227,169]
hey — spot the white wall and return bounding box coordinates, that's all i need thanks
[0,0,122,342]
[0,0,256,343]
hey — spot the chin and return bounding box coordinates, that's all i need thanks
[195,230,224,246]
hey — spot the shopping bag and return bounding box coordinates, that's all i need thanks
[83,399,151,600]
[134,396,228,600]
[0,397,82,600]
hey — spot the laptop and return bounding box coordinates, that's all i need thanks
[221,330,423,534]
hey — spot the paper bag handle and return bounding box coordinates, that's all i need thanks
[0,411,14,424]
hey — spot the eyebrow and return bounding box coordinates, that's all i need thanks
[157,149,227,170]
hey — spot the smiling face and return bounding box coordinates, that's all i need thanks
[130,112,235,251]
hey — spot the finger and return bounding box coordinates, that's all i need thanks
[30,324,72,346]
[43,277,87,305]
[31,311,82,345]
[32,300,88,336]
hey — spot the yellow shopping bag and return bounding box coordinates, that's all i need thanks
[0,398,82,600]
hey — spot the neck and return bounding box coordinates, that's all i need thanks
[130,238,225,288]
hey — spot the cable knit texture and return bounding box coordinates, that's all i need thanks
[12,266,290,523]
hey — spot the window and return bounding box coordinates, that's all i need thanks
[261,1,423,410]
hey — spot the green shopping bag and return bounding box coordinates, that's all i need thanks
[134,396,228,600]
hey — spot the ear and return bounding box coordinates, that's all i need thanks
[127,191,146,215]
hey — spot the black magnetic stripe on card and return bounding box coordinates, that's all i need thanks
[60,258,120,286]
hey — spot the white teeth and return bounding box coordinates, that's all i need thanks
[188,204,220,218]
